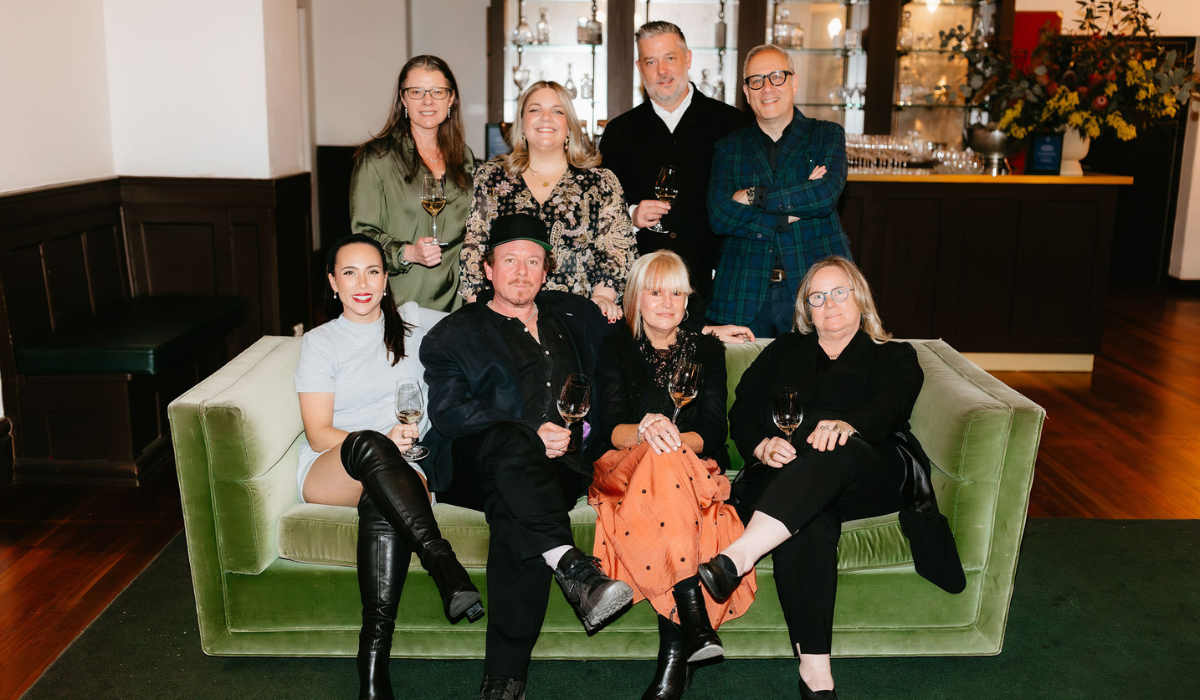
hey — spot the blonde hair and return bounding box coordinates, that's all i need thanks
[502,81,600,179]
[623,250,693,339]
[793,256,891,343]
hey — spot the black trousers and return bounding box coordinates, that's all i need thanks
[749,437,903,655]
[439,422,586,681]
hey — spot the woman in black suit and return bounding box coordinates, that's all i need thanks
[696,256,954,700]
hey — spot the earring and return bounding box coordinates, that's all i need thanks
[333,291,338,299]
[683,308,689,322]
[383,289,387,296]
[404,106,408,119]
[564,134,570,151]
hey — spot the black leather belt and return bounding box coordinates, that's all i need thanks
[770,268,786,283]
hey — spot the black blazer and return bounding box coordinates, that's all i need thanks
[591,326,729,471]
[420,291,612,490]
[599,87,748,309]
[729,329,924,465]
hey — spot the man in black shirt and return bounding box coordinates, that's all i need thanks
[422,214,631,700]
[600,21,753,340]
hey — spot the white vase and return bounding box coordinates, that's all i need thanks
[1059,129,1091,177]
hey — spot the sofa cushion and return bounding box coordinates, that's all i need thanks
[277,499,917,573]
[15,295,246,375]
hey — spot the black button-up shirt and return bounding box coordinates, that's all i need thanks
[490,306,583,465]
[756,116,807,270]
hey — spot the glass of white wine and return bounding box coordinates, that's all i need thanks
[557,373,592,453]
[649,165,679,233]
[668,360,700,424]
[394,380,429,461]
[421,174,449,247]
[773,388,803,443]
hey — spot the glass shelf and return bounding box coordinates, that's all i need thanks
[509,44,603,52]
[901,0,993,6]
[785,47,866,56]
[897,49,969,56]
[895,103,967,109]
[777,0,865,6]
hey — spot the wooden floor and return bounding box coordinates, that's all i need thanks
[0,287,1197,700]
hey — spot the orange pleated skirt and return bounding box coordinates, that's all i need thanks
[589,442,757,628]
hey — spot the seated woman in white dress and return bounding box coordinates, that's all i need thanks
[295,234,482,700]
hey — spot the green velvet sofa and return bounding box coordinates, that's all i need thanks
[168,336,1044,659]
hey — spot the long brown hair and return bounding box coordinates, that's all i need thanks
[325,234,414,365]
[353,55,471,190]
[502,81,600,180]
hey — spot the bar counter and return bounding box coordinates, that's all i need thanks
[834,172,1132,369]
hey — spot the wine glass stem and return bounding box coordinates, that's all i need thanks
[671,406,682,423]
[431,213,438,239]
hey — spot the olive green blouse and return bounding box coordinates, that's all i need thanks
[349,136,476,312]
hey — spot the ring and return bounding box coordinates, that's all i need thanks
[769,451,778,461]
[821,424,834,431]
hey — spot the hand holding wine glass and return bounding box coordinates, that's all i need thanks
[668,361,700,424]
[557,373,592,453]
[421,174,449,247]
[394,380,429,461]
[759,388,803,467]
[648,165,679,233]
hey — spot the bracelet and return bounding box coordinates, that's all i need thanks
[636,425,645,445]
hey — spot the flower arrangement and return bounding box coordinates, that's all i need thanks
[943,0,1198,141]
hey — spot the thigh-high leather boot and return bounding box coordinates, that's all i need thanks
[342,430,484,623]
[356,492,408,700]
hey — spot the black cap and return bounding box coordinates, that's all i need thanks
[488,213,552,252]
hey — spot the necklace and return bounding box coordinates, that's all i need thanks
[489,301,538,324]
[527,164,564,188]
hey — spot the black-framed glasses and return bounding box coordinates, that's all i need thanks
[744,70,794,90]
[402,87,453,101]
[806,287,855,307]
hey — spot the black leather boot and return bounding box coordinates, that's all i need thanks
[799,676,838,699]
[697,553,742,603]
[479,675,527,700]
[355,493,409,700]
[342,431,484,623]
[641,615,695,700]
[553,547,634,632]
[673,579,724,663]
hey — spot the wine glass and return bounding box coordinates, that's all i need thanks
[773,388,804,444]
[394,380,429,461]
[557,373,592,453]
[649,165,679,233]
[668,361,701,424]
[420,174,449,247]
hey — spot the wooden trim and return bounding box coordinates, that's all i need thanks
[608,0,636,120]
[486,0,505,124]
[736,0,768,112]
[0,416,11,485]
[864,0,900,135]
[848,173,1134,185]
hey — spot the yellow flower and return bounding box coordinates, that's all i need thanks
[1143,58,1156,70]
[998,101,1024,131]
[1105,82,1118,96]
[1106,113,1137,141]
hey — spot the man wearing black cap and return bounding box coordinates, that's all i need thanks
[421,213,632,700]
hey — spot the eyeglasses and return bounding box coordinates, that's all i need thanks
[806,287,855,307]
[744,70,794,90]
[402,87,453,101]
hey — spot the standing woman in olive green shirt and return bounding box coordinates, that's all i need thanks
[351,55,475,312]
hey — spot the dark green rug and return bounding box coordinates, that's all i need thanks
[23,520,1200,699]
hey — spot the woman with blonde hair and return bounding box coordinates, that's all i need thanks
[459,81,637,320]
[588,250,756,700]
[695,256,963,700]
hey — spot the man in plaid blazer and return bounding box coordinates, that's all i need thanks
[706,44,851,335]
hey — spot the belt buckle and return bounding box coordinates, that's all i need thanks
[770,269,785,283]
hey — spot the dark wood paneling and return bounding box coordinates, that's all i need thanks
[877,196,942,337]
[864,0,901,135]
[947,198,1022,346]
[0,174,312,485]
[316,145,355,248]
[735,0,768,111]
[487,0,506,124]
[608,0,636,119]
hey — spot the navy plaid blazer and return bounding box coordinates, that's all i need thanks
[706,109,851,325]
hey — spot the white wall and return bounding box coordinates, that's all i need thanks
[410,0,489,157]
[103,0,271,178]
[0,0,115,194]
[310,0,409,146]
[265,0,309,177]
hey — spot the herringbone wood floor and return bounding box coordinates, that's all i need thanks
[1,288,1197,700]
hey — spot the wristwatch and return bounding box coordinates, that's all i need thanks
[744,186,758,206]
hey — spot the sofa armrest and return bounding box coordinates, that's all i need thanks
[169,336,304,580]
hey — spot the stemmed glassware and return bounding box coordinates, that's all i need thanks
[772,388,804,444]
[421,174,448,247]
[394,380,429,461]
[650,165,679,234]
[512,64,531,93]
[557,374,592,453]
[668,361,701,424]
